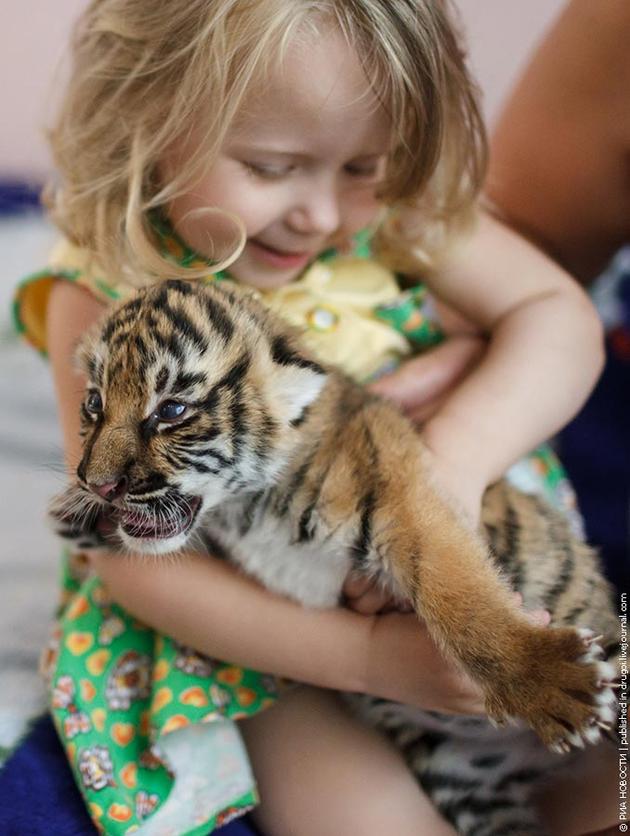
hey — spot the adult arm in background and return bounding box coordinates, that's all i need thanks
[485,5,626,832]
[488,0,630,282]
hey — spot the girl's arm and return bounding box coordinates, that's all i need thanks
[383,211,604,522]
[488,0,630,283]
[47,278,483,714]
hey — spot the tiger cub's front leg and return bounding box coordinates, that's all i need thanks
[321,404,617,752]
[381,482,616,751]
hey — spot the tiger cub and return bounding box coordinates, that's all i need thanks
[51,279,618,835]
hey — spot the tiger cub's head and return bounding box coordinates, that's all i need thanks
[56,279,328,555]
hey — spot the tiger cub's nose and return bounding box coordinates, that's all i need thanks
[89,476,128,502]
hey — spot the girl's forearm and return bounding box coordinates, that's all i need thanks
[422,286,604,486]
[89,550,484,713]
[91,550,371,693]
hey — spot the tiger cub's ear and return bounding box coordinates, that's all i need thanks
[265,334,328,426]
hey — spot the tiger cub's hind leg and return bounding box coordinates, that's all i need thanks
[403,732,550,836]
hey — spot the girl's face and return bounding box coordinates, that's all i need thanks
[161,26,391,289]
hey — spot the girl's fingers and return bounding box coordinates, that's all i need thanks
[528,608,551,626]
[369,335,485,411]
[349,588,393,615]
[511,591,551,626]
[342,572,373,599]
[343,573,411,615]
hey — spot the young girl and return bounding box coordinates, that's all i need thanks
[15,1,614,834]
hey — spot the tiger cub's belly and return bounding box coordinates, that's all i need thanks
[205,505,352,609]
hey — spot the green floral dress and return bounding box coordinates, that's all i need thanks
[13,225,581,836]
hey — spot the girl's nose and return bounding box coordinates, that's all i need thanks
[287,180,341,236]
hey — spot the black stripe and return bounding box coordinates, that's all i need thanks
[151,328,186,364]
[351,489,376,566]
[270,335,325,375]
[177,456,221,475]
[421,772,482,793]
[239,491,264,536]
[86,355,103,387]
[203,295,234,344]
[152,284,171,312]
[502,500,524,590]
[182,447,233,469]
[290,404,311,428]
[228,387,248,461]
[297,503,317,543]
[216,355,250,392]
[401,730,447,758]
[161,304,209,355]
[158,415,204,436]
[109,330,131,353]
[470,753,507,769]
[172,371,207,394]
[176,426,221,445]
[164,279,193,296]
[155,366,169,395]
[101,298,141,342]
[349,421,380,566]
[274,448,318,517]
[543,540,575,611]
[133,333,156,370]
[494,767,541,793]
[132,472,168,494]
[253,413,276,464]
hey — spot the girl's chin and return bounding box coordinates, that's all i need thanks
[228,252,309,290]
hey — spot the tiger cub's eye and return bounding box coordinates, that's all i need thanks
[86,391,103,415]
[157,400,187,421]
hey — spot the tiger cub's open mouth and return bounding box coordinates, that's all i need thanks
[118,494,202,541]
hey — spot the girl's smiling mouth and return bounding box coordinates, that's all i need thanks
[248,238,314,270]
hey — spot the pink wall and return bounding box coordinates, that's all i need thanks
[0,1,565,179]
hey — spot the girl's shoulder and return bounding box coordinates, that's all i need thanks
[13,240,129,356]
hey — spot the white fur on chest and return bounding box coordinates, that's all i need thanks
[205,502,352,608]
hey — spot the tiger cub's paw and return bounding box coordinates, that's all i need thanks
[484,625,618,752]
[48,484,116,550]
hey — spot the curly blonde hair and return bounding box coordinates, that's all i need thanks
[47,0,487,285]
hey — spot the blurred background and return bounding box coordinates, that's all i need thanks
[0,0,568,759]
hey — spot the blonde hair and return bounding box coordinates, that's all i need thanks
[47,0,487,285]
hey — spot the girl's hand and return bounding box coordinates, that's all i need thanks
[369,334,485,425]
[343,572,413,615]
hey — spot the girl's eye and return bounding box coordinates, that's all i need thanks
[243,162,293,180]
[86,391,103,415]
[156,400,187,421]
[344,163,379,179]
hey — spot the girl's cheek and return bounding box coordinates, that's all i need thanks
[346,194,383,233]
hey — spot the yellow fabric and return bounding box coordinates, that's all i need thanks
[18,276,57,354]
[17,240,411,381]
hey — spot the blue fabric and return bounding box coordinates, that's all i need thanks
[0,179,42,215]
[0,714,261,836]
[560,365,629,595]
[558,270,630,596]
